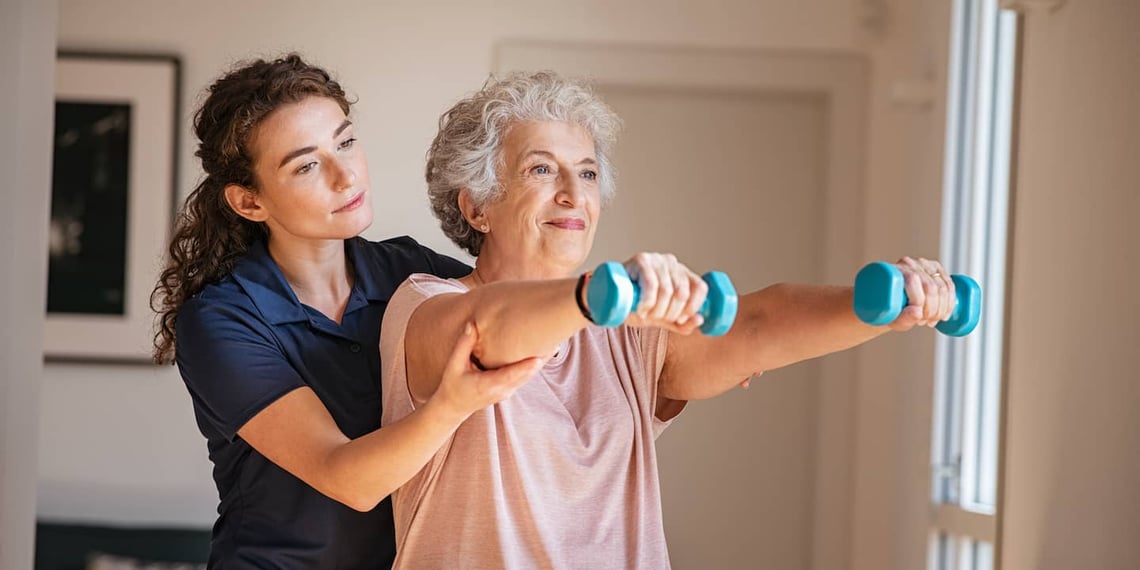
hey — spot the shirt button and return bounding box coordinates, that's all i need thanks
[350,344,361,353]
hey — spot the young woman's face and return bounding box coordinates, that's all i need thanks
[244,96,373,241]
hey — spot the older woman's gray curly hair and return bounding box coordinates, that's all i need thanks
[425,70,622,256]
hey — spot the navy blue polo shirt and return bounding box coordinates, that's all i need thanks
[175,235,469,569]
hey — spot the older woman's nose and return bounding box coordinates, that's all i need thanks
[555,172,585,206]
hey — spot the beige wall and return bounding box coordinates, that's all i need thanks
[1001,2,1140,568]
[1,0,58,567]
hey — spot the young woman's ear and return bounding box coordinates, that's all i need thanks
[457,189,488,232]
[223,184,269,222]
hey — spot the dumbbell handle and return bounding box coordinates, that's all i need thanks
[586,262,738,336]
[852,261,982,337]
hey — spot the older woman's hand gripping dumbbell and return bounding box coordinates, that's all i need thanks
[853,261,982,336]
[584,261,739,336]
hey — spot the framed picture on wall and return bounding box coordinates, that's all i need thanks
[45,52,181,363]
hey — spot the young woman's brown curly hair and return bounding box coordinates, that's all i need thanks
[151,54,352,364]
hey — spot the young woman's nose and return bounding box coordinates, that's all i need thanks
[328,156,357,192]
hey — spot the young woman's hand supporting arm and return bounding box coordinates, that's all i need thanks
[238,324,543,512]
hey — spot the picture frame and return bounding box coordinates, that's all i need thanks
[45,52,181,363]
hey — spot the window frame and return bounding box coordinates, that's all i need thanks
[928,0,1021,567]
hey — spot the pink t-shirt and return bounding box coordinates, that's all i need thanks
[381,274,684,569]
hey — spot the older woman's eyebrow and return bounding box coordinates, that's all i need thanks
[516,149,597,165]
[517,149,555,163]
[278,120,353,169]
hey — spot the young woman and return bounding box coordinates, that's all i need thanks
[151,54,540,568]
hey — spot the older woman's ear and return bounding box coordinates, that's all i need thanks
[457,189,488,232]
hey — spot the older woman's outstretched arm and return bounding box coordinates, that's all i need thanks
[657,258,955,402]
[403,255,705,406]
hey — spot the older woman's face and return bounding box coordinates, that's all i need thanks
[480,120,601,274]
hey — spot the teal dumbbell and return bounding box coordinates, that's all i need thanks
[853,261,981,336]
[586,261,738,336]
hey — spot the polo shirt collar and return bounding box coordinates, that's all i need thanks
[230,240,308,325]
[230,238,386,326]
[229,237,394,326]
[345,237,395,302]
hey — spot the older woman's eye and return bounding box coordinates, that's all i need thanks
[531,164,552,175]
[581,170,597,181]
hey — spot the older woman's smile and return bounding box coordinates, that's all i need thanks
[546,217,586,230]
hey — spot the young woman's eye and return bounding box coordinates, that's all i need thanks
[338,137,357,150]
[581,170,597,181]
[296,161,317,175]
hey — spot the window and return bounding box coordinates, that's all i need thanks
[929,0,1018,568]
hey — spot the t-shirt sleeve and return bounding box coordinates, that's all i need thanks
[175,297,306,441]
[629,326,686,439]
[380,274,469,427]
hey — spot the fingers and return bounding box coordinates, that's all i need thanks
[916,257,950,324]
[624,255,656,315]
[740,371,765,390]
[663,260,704,325]
[677,274,708,327]
[898,257,928,325]
[436,322,544,415]
[928,260,956,322]
[480,355,546,400]
[624,252,704,331]
[894,256,957,329]
[649,265,674,321]
[939,276,953,322]
[657,260,684,321]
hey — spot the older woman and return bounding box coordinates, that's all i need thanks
[380,71,955,568]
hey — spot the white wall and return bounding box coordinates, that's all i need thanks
[1001,2,1140,568]
[47,0,864,563]
[1,0,58,567]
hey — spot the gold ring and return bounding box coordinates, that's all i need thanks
[931,272,942,279]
